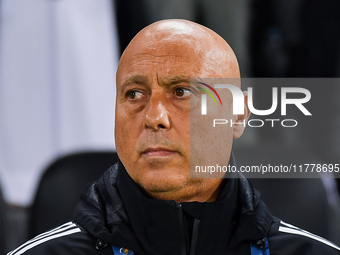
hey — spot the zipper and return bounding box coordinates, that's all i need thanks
[190,218,200,255]
[177,203,187,255]
[177,203,201,255]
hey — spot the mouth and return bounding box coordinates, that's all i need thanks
[141,147,178,157]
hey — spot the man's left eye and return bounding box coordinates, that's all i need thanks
[174,88,191,98]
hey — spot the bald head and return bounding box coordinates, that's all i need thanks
[114,19,248,203]
[117,19,240,83]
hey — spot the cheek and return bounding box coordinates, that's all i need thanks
[115,123,129,162]
[115,106,143,135]
[115,109,140,157]
[189,93,234,168]
[176,111,190,132]
[115,111,127,140]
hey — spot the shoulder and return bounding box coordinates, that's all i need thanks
[268,218,340,254]
[7,222,113,255]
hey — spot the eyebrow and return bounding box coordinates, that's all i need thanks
[119,74,200,95]
[159,75,191,86]
[160,75,202,95]
[120,75,150,95]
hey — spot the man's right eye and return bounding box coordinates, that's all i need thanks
[126,90,144,100]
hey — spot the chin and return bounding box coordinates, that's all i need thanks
[138,170,189,195]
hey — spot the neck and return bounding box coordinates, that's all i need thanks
[145,178,224,203]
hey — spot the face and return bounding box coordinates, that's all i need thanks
[115,21,248,202]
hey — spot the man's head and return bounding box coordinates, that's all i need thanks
[115,19,250,202]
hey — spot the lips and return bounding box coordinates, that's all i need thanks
[141,147,178,157]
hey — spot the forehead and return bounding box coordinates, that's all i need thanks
[117,38,205,84]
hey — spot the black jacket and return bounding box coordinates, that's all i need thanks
[8,160,340,255]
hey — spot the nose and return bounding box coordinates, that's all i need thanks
[143,97,171,131]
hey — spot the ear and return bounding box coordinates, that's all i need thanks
[233,91,251,139]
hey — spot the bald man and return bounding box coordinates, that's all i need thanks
[9,20,340,255]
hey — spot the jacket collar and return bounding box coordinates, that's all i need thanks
[73,163,145,254]
[117,160,239,255]
[74,155,273,254]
